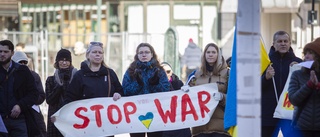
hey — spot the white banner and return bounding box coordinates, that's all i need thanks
[273,64,302,120]
[53,83,219,137]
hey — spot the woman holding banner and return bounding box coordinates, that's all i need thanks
[187,43,230,137]
[64,42,123,137]
[122,43,170,137]
[288,38,320,137]
[46,49,77,137]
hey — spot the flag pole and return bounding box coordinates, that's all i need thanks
[272,77,279,103]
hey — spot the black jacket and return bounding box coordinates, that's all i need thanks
[65,61,123,103]
[261,47,302,126]
[0,61,39,136]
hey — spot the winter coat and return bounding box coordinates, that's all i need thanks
[162,73,192,137]
[0,61,39,136]
[31,70,47,137]
[45,67,77,137]
[181,42,202,69]
[65,61,123,103]
[189,66,229,136]
[122,60,170,96]
[288,69,320,131]
[261,46,302,126]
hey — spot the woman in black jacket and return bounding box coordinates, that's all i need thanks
[45,49,77,137]
[65,42,123,137]
[161,62,192,137]
[288,38,320,137]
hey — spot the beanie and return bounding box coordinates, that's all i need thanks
[56,49,72,62]
[12,51,28,63]
[189,38,193,43]
[160,62,172,69]
[304,37,320,56]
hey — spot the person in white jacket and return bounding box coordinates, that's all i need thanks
[181,38,202,81]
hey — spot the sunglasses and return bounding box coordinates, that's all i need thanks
[166,70,171,74]
[18,60,28,65]
[90,41,103,46]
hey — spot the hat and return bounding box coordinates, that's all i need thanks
[56,49,72,62]
[161,62,172,69]
[304,37,320,56]
[189,38,193,43]
[12,51,28,63]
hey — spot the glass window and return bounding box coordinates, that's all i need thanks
[147,5,169,33]
[127,5,143,33]
[174,4,200,20]
[203,5,218,45]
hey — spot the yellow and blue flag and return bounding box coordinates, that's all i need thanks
[224,30,270,137]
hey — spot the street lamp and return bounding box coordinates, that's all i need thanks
[307,0,319,41]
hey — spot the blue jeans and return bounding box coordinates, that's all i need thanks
[2,118,28,137]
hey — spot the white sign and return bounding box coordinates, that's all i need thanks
[53,83,219,137]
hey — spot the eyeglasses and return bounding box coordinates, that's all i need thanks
[138,51,151,55]
[59,60,70,63]
[166,70,171,74]
[18,60,28,65]
[90,41,103,46]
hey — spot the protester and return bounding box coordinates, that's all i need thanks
[12,51,47,137]
[160,62,192,137]
[15,42,34,70]
[45,49,77,137]
[0,40,39,137]
[288,37,320,137]
[186,43,230,137]
[64,42,123,137]
[181,38,202,81]
[261,31,302,137]
[122,43,170,137]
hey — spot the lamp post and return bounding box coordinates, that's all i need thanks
[308,0,318,41]
[96,0,102,42]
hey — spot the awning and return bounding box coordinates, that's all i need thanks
[221,0,305,13]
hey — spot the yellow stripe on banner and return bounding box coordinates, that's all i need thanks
[228,126,238,137]
[260,38,270,75]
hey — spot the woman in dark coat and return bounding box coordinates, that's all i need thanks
[65,42,123,137]
[288,38,320,137]
[161,62,191,137]
[45,49,77,137]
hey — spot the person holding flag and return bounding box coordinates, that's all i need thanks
[261,31,302,137]
[187,43,230,137]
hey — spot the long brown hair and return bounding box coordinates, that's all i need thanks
[198,43,227,76]
[127,43,162,77]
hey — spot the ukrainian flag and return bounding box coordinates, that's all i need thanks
[224,31,270,136]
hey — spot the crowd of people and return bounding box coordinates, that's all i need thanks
[0,31,320,137]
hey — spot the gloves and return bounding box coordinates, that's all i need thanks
[213,92,223,101]
[113,93,121,101]
[134,69,144,86]
[148,69,159,85]
[181,85,190,92]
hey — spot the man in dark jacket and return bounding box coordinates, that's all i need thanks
[261,31,302,137]
[0,40,39,137]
